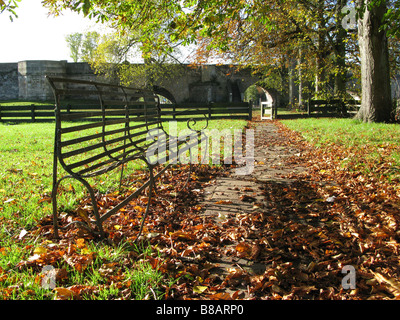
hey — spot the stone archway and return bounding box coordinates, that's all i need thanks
[153,86,176,104]
[244,84,278,107]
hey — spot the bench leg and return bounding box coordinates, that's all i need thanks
[175,147,193,194]
[51,175,105,239]
[78,177,105,238]
[119,163,125,190]
[51,178,61,239]
[134,166,155,243]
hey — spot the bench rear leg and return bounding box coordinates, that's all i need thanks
[133,165,155,243]
[118,163,125,190]
[175,147,193,194]
[51,176,105,239]
[78,177,105,238]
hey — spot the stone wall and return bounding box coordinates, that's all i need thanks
[0,60,96,102]
[0,63,18,100]
[0,60,260,103]
[18,60,67,100]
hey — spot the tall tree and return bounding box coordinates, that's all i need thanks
[356,0,392,122]
[65,31,99,62]
[91,30,187,89]
[81,31,99,62]
[65,32,83,62]
[334,0,349,99]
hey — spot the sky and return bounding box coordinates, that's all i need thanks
[0,0,101,63]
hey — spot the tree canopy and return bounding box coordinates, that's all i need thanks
[16,0,400,121]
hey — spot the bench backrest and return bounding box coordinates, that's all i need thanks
[46,76,161,178]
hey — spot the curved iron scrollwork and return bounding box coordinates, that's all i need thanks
[187,112,209,133]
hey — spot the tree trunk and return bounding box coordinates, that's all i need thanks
[356,0,392,122]
[315,0,326,97]
[334,0,347,100]
[298,47,304,108]
[288,57,298,109]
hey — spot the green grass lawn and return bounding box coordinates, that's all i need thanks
[282,118,400,147]
[0,118,247,300]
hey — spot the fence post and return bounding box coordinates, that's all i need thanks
[31,104,36,122]
[173,104,176,121]
[248,102,252,120]
[0,104,2,122]
[208,103,212,120]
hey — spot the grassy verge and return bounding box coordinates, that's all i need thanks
[0,100,54,106]
[0,117,247,300]
[282,118,400,182]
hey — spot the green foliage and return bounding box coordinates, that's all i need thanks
[65,32,83,62]
[81,31,100,61]
[385,4,400,39]
[244,85,259,103]
[90,29,187,88]
[0,0,21,21]
[65,31,100,62]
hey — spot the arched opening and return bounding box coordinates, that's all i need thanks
[244,85,277,119]
[153,86,176,104]
[244,85,275,105]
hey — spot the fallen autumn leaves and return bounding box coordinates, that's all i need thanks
[9,120,400,300]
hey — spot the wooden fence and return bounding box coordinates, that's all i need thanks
[0,102,252,123]
[0,104,55,123]
[160,102,251,121]
[307,99,361,116]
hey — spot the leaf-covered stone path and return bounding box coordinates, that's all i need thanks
[198,120,308,297]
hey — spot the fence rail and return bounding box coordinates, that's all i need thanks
[0,104,56,123]
[307,99,361,115]
[0,102,252,123]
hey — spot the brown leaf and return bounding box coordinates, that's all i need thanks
[98,262,118,277]
[206,292,232,300]
[68,285,96,297]
[215,200,233,205]
[63,253,94,273]
[170,231,196,241]
[53,287,77,300]
[235,242,252,258]
[53,268,68,282]
[75,238,86,249]
[372,271,400,296]
[291,285,317,295]
[38,196,52,204]
[239,195,256,202]
[250,244,261,260]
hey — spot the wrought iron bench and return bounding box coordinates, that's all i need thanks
[46,76,207,240]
